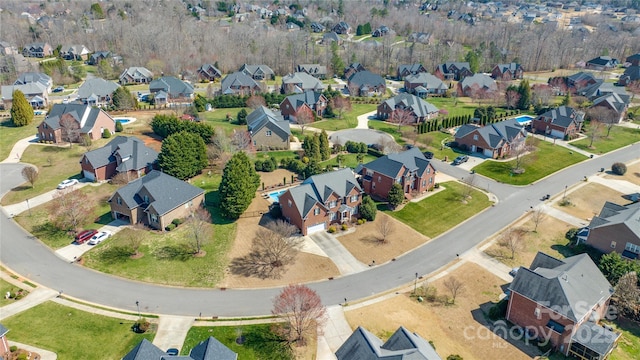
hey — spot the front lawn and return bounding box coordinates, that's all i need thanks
[319,153,377,169]
[199,108,248,135]
[472,140,588,185]
[2,302,154,360]
[254,150,299,163]
[367,120,413,144]
[181,324,293,359]
[415,131,461,160]
[387,181,492,238]
[570,126,640,154]
[0,278,30,307]
[0,117,44,161]
[309,118,354,131]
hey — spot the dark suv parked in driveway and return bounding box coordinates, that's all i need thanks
[423,151,434,159]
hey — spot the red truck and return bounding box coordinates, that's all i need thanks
[75,229,98,244]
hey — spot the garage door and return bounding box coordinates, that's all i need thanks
[550,129,564,139]
[83,170,95,181]
[483,149,494,158]
[306,223,326,234]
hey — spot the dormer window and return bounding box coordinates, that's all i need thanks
[314,208,321,216]
[143,195,149,203]
[266,130,272,137]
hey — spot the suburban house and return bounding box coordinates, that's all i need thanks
[0,324,9,360]
[578,80,629,101]
[280,90,328,120]
[590,93,630,123]
[343,62,366,80]
[239,64,275,80]
[37,104,116,143]
[566,72,597,92]
[197,63,223,82]
[357,147,436,201]
[397,63,427,80]
[332,21,351,34]
[407,32,433,44]
[403,73,447,97]
[585,56,619,71]
[321,32,342,45]
[77,78,119,107]
[310,22,325,32]
[585,201,640,259]
[531,106,584,139]
[372,25,390,37]
[88,51,113,65]
[279,168,363,235]
[491,63,524,80]
[21,42,52,57]
[377,93,439,123]
[119,67,154,85]
[123,337,237,360]
[434,62,473,81]
[247,106,291,150]
[280,72,324,94]
[296,64,327,79]
[80,136,158,182]
[457,73,498,97]
[108,170,204,230]
[14,72,52,93]
[220,71,262,95]
[1,82,49,109]
[149,76,194,103]
[619,66,640,86]
[336,326,442,360]
[507,252,619,359]
[347,71,386,97]
[454,118,527,158]
[60,44,91,61]
[626,52,640,66]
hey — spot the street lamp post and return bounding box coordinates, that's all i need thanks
[563,185,568,202]
[414,272,418,294]
[26,198,31,216]
[135,301,140,319]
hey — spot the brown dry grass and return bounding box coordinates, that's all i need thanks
[484,216,574,268]
[258,168,298,190]
[553,182,625,222]
[605,161,640,186]
[337,213,430,264]
[346,263,534,360]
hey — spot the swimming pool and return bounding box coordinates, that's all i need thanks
[115,118,130,124]
[514,115,534,124]
[268,190,287,202]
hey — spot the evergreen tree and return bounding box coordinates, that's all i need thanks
[356,25,364,36]
[517,80,531,110]
[219,152,261,219]
[237,108,248,125]
[319,130,330,161]
[310,134,321,161]
[330,41,345,76]
[387,183,405,208]
[158,131,208,180]
[10,90,34,127]
[465,50,480,73]
[359,196,377,221]
[303,158,321,179]
[112,86,138,111]
[363,22,372,34]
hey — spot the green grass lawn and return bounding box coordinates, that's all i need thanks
[0,278,30,307]
[367,119,413,145]
[416,131,461,160]
[181,324,293,359]
[472,140,588,185]
[0,117,44,161]
[570,126,640,154]
[309,118,354,131]
[2,302,154,360]
[344,103,378,124]
[387,181,492,238]
[255,150,299,163]
[199,108,248,135]
[426,98,477,118]
[319,153,377,169]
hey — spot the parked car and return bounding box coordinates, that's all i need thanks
[52,86,64,92]
[75,229,98,244]
[88,231,111,245]
[57,179,79,189]
[423,151,434,159]
[452,155,469,165]
[165,348,179,356]
[509,267,520,277]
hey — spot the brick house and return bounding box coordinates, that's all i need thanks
[397,63,427,80]
[21,42,53,58]
[566,72,597,93]
[1,82,49,109]
[434,62,473,81]
[79,136,158,182]
[454,119,526,158]
[280,72,324,94]
[60,44,91,61]
[239,64,275,81]
[119,67,154,85]
[457,73,498,97]
[37,104,116,144]
[149,76,194,103]
[585,56,619,71]
[403,73,447,97]
[507,252,619,359]
[247,106,290,150]
[531,106,584,139]
[491,63,524,80]
[280,90,328,120]
[220,72,262,95]
[585,201,640,259]
[336,326,442,360]
[343,63,366,80]
[279,169,362,235]
[357,148,436,201]
[0,324,8,360]
[619,66,640,86]
[197,63,223,82]
[590,93,629,124]
[347,71,386,97]
[377,93,439,123]
[108,170,204,230]
[296,64,327,79]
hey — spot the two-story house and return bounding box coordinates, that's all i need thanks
[197,63,223,82]
[21,42,53,58]
[434,62,473,81]
[149,76,194,103]
[403,72,447,97]
[454,118,526,158]
[491,63,524,80]
[457,73,498,97]
[585,201,640,259]
[397,63,427,80]
[347,71,386,97]
[220,72,262,95]
[247,106,291,151]
[280,72,324,94]
[280,90,328,120]
[377,93,439,123]
[60,44,91,61]
[239,64,275,81]
[531,106,584,139]
[77,78,119,107]
[119,67,154,85]
[296,64,327,80]
[279,169,363,235]
[79,136,158,182]
[37,104,116,144]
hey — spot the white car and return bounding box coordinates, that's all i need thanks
[57,179,79,190]
[88,231,111,245]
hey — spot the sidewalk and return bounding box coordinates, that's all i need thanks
[589,174,640,194]
[462,248,514,283]
[0,135,38,164]
[316,306,351,360]
[0,287,58,320]
[531,133,594,158]
[538,203,588,228]
[8,341,57,360]
[3,181,93,216]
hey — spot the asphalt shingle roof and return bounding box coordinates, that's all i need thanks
[83,136,158,172]
[404,73,446,91]
[239,64,274,77]
[43,104,111,133]
[149,77,194,98]
[14,72,51,87]
[459,73,497,91]
[247,106,291,139]
[536,106,584,128]
[455,119,524,149]
[1,82,47,99]
[591,92,629,114]
[283,90,325,109]
[335,326,442,359]
[381,94,439,119]
[281,72,323,92]
[77,78,119,99]
[120,67,153,80]
[221,72,260,92]
[190,336,238,360]
[361,147,433,179]
[589,201,640,240]
[348,71,385,88]
[398,63,425,74]
[122,339,167,360]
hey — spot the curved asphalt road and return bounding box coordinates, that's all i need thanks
[1,146,638,317]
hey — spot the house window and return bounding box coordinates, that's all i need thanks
[143,195,149,203]
[266,130,272,137]
[329,212,336,220]
[610,241,616,248]
[378,176,381,182]
[429,177,433,184]
[473,134,478,140]
[253,140,256,146]
[150,214,158,223]
[372,182,376,189]
[427,167,431,174]
[350,195,358,202]
[366,170,373,177]
[117,197,122,205]
[314,208,321,216]
[288,199,292,207]
[534,308,541,319]
[422,179,426,186]
[329,201,337,208]
[625,242,640,254]
[351,206,358,215]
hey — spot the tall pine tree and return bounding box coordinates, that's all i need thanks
[319,130,330,161]
[219,152,260,219]
[157,131,208,180]
[517,80,531,110]
[10,90,34,127]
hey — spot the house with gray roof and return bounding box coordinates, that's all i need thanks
[531,106,584,139]
[332,21,351,34]
[280,72,324,94]
[454,118,526,158]
[280,90,328,120]
[343,62,366,80]
[434,62,473,81]
[491,62,524,80]
[88,51,118,66]
[586,56,619,71]
[626,53,640,66]
[14,72,52,92]
[357,147,436,201]
[109,170,204,230]
[507,252,619,359]
[321,32,342,45]
[619,66,640,86]
[0,323,9,359]
[60,44,91,61]
[239,64,275,81]
[123,337,237,360]
[590,92,630,123]
[149,76,194,103]
[197,64,222,82]
[296,64,327,79]
[21,42,53,58]
[403,73,447,97]
[1,82,49,109]
[566,72,597,92]
[247,106,290,151]
[586,201,640,259]
[80,136,158,182]
[279,168,363,235]
[457,73,497,97]
[397,63,427,80]
[77,78,119,107]
[377,94,439,124]
[220,72,262,95]
[347,71,386,97]
[119,67,154,85]
[578,80,628,101]
[336,326,442,360]
[37,103,116,144]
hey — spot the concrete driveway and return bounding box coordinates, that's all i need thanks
[308,232,368,275]
[329,128,394,146]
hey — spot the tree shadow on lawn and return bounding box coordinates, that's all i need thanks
[204,191,234,225]
[228,250,289,280]
[550,242,602,263]
[98,245,135,264]
[153,243,193,261]
[94,212,113,225]
[243,325,293,359]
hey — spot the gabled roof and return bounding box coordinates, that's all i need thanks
[61,44,90,55]
[221,72,260,91]
[149,77,194,98]
[586,56,618,66]
[381,94,439,118]
[436,62,471,74]
[247,106,290,139]
[283,90,325,109]
[591,92,629,114]
[122,338,167,360]
[348,71,385,87]
[509,252,613,322]
[296,64,327,75]
[82,136,158,172]
[90,51,111,61]
[459,73,497,91]
[239,64,274,77]
[404,73,446,90]
[77,78,119,99]
[622,66,640,81]
[120,67,154,80]
[322,32,341,42]
[198,64,222,77]
[361,147,433,179]
[536,106,584,128]
[398,63,425,74]
[2,82,47,99]
[455,119,525,149]
[281,72,323,92]
[567,71,596,84]
[286,169,362,219]
[0,323,8,337]
[579,80,628,100]
[14,72,51,87]
[494,62,522,73]
[589,201,640,240]
[626,53,640,63]
[42,104,113,133]
[335,326,442,360]
[190,336,238,360]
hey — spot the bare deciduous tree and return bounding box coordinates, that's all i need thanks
[505,89,520,109]
[60,117,80,147]
[246,95,266,109]
[586,119,604,148]
[461,173,476,201]
[80,134,93,151]
[332,96,352,120]
[48,188,92,232]
[390,108,416,130]
[498,227,527,259]
[376,215,395,243]
[295,109,314,135]
[443,277,465,304]
[614,271,639,314]
[231,130,253,153]
[186,206,213,255]
[111,172,130,185]
[588,107,619,138]
[272,284,327,345]
[125,224,146,257]
[531,207,545,232]
[21,165,39,188]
